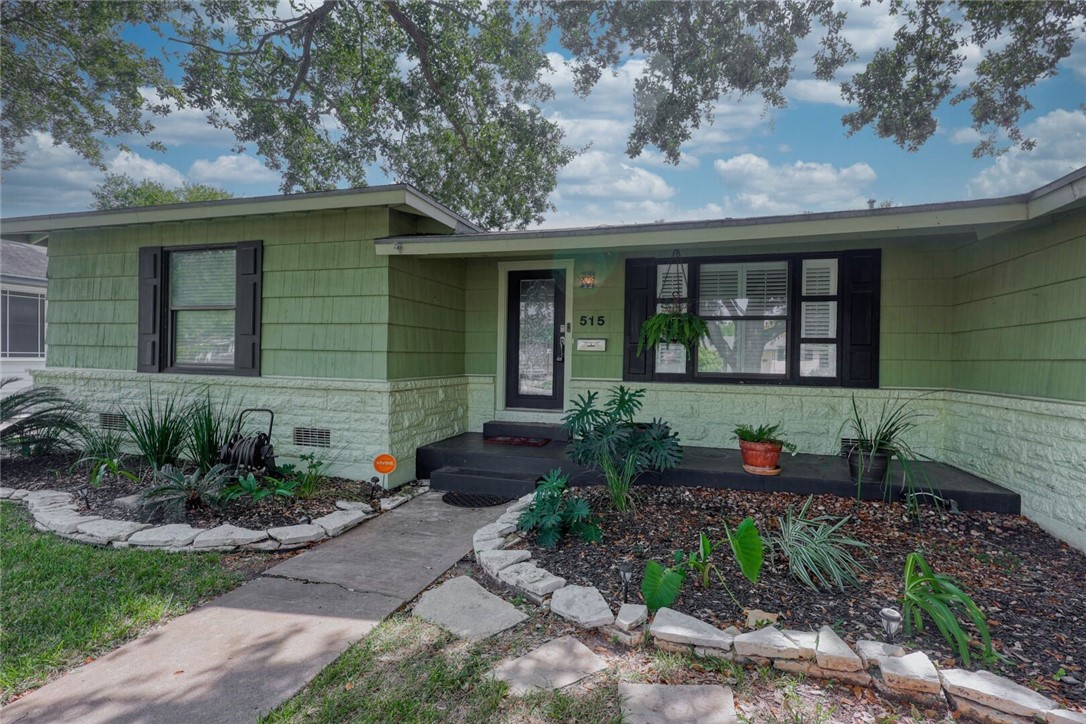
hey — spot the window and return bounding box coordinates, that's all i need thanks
[623,250,880,387]
[1,289,46,359]
[137,241,262,376]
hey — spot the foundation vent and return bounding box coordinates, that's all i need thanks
[293,427,331,448]
[99,412,127,431]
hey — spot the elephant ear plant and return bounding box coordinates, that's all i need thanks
[563,386,683,513]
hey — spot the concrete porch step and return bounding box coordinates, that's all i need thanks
[482,420,568,441]
[430,466,542,497]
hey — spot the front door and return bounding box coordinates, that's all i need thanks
[505,269,566,410]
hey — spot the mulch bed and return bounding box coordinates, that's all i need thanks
[521,485,1086,707]
[2,452,391,530]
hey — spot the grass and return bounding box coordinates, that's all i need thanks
[263,615,621,723]
[0,503,244,702]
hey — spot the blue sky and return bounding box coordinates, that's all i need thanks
[2,2,1084,226]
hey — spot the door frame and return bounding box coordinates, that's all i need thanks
[496,259,574,417]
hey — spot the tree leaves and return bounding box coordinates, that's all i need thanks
[90,174,234,210]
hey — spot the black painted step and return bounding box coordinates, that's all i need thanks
[482,420,568,441]
[430,466,542,497]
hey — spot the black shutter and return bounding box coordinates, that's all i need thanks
[840,249,881,388]
[235,240,262,376]
[137,246,163,372]
[624,258,655,381]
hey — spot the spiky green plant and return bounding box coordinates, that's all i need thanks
[123,389,189,470]
[0,378,84,455]
[734,422,798,454]
[563,386,682,513]
[185,393,237,474]
[842,394,935,509]
[766,496,869,590]
[138,463,234,521]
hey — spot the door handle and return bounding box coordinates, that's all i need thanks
[556,334,566,363]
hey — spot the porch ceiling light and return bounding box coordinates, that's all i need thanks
[578,271,596,289]
[880,607,903,641]
[617,560,634,603]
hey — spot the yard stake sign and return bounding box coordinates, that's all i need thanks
[374,453,397,486]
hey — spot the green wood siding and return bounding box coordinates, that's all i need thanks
[950,211,1086,400]
[386,255,466,379]
[46,208,395,379]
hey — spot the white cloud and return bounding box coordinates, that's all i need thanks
[949,127,984,145]
[786,79,849,107]
[188,154,280,185]
[966,109,1086,197]
[559,150,675,200]
[713,153,877,216]
[536,199,726,229]
[132,88,237,148]
[111,150,186,187]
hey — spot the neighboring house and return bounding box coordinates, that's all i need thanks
[0,238,48,393]
[1,171,1084,549]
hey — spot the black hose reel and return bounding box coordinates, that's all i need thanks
[219,408,277,472]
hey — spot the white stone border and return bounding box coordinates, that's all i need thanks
[0,484,428,553]
[470,500,1086,724]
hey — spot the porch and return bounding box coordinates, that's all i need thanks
[418,421,1021,514]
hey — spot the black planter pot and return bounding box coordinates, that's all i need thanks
[847,447,891,485]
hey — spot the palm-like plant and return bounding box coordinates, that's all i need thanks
[186,393,237,474]
[138,463,234,521]
[123,389,189,469]
[842,394,934,508]
[0,377,84,455]
[564,386,682,512]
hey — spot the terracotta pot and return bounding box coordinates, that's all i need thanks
[738,440,783,474]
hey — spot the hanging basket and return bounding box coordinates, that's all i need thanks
[637,250,709,355]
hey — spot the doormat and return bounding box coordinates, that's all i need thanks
[483,436,551,447]
[442,491,516,508]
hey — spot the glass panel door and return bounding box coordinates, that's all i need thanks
[506,269,566,409]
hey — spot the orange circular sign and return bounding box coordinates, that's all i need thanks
[373,454,397,475]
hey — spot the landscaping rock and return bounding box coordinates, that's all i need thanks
[266,524,326,546]
[313,509,372,536]
[609,627,645,647]
[477,549,531,578]
[488,636,606,695]
[550,585,614,629]
[878,651,942,695]
[940,668,1058,719]
[380,494,411,511]
[496,510,522,527]
[113,494,143,511]
[474,522,516,543]
[773,659,874,688]
[856,639,905,669]
[734,626,804,660]
[505,494,534,514]
[192,524,269,549]
[650,608,734,649]
[35,510,101,534]
[618,683,737,724]
[746,609,780,628]
[245,539,281,551]
[616,603,648,632]
[76,518,150,543]
[815,625,863,672]
[128,524,203,548]
[1047,710,1086,723]
[0,487,15,498]
[413,576,527,640]
[945,695,1032,724]
[473,537,507,554]
[781,630,818,660]
[334,500,373,513]
[9,489,30,500]
[497,562,565,600]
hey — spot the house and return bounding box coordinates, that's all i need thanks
[1,170,1084,550]
[1,238,48,393]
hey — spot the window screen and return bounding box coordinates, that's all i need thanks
[1,290,45,358]
[697,262,788,376]
[169,249,236,366]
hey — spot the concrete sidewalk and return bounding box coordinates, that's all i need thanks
[2,492,500,724]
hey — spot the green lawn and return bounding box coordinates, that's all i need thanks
[264,615,621,723]
[0,502,245,702]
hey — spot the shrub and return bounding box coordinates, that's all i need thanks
[290,453,331,498]
[0,378,84,456]
[563,386,682,512]
[123,390,189,469]
[186,394,237,474]
[73,427,136,487]
[138,464,233,521]
[902,551,999,666]
[766,496,868,591]
[222,472,296,503]
[516,468,602,548]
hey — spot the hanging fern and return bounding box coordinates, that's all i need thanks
[637,312,709,356]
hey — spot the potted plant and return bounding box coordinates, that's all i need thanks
[637,311,709,356]
[841,395,930,499]
[734,423,797,476]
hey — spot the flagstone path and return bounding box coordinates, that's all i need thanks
[2,492,499,724]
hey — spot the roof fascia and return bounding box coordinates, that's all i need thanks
[376,200,1029,256]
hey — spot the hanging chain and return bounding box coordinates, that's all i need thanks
[659,249,688,313]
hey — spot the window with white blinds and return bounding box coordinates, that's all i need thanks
[169,248,237,367]
[697,261,788,376]
[799,258,838,378]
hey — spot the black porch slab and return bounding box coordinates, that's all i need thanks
[418,433,1021,514]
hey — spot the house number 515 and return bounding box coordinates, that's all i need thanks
[579,315,606,326]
